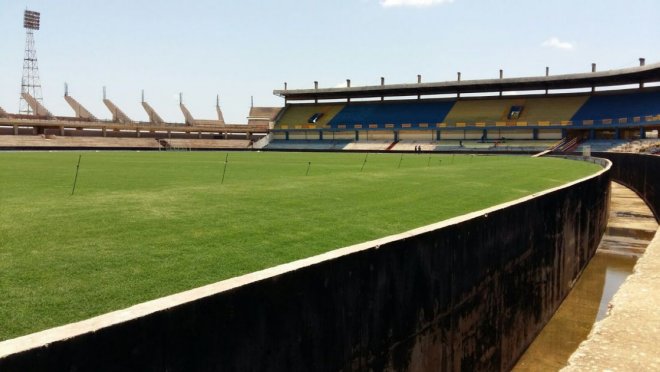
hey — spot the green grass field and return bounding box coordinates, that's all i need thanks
[0,151,601,341]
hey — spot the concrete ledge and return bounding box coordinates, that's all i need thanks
[0,159,611,371]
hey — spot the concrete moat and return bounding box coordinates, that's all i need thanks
[514,182,657,371]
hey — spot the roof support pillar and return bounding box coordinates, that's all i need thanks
[592,63,597,92]
[499,69,504,96]
[457,72,461,98]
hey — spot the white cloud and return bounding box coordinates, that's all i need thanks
[380,0,454,8]
[542,37,575,51]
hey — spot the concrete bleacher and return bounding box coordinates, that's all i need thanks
[275,89,660,131]
[343,141,392,151]
[575,140,630,153]
[277,104,345,129]
[247,107,282,128]
[389,140,558,152]
[571,90,660,123]
[265,139,559,153]
[328,100,455,128]
[162,139,251,150]
[0,135,161,149]
[431,140,556,152]
[265,140,350,151]
[0,135,257,150]
[277,95,591,130]
[443,99,519,126]
[520,96,589,124]
[607,139,660,153]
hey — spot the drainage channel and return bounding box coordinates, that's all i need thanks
[513,182,658,371]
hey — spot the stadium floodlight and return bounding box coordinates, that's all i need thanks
[24,10,41,30]
[19,9,44,114]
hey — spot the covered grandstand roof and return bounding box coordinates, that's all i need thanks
[274,62,660,101]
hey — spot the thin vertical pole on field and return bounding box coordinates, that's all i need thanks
[306,161,311,176]
[71,154,82,196]
[360,153,368,172]
[398,153,403,169]
[221,153,229,184]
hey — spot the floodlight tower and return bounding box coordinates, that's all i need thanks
[19,10,43,115]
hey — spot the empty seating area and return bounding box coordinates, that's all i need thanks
[328,100,456,129]
[571,90,660,123]
[162,139,251,150]
[276,104,345,129]
[444,99,522,126]
[343,141,393,151]
[607,139,660,153]
[575,140,631,152]
[265,140,350,151]
[0,135,161,149]
[276,89,660,132]
[441,96,586,126]
[0,135,254,150]
[264,139,560,153]
[247,107,283,128]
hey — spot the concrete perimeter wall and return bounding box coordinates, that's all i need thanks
[0,160,610,372]
[594,152,660,222]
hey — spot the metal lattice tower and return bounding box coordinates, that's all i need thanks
[19,10,42,115]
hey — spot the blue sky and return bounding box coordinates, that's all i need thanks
[1,0,658,123]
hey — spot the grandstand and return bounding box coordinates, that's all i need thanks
[247,106,282,128]
[0,80,270,149]
[0,135,253,150]
[0,91,269,148]
[270,88,660,145]
[269,61,660,149]
[159,138,251,150]
[571,90,660,123]
[0,135,161,149]
[1,61,660,152]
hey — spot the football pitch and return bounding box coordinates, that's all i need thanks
[0,151,601,340]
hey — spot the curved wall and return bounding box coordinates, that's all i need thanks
[594,152,660,221]
[0,160,611,372]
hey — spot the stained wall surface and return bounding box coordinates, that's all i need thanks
[594,152,659,221]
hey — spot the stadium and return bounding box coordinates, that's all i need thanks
[2,62,660,154]
[1,3,660,372]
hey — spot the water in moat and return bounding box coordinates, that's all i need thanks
[514,182,657,371]
[512,252,637,371]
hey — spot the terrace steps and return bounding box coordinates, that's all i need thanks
[0,135,161,148]
[0,135,252,150]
